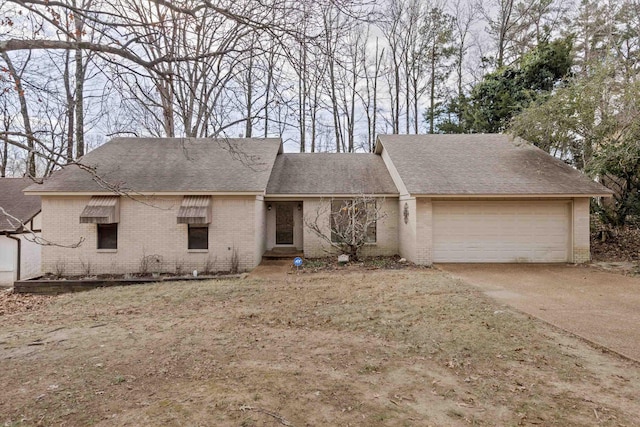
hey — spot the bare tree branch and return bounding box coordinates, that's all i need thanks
[1,206,84,248]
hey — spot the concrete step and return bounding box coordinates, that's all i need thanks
[262,249,304,260]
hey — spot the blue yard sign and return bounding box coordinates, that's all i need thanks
[293,257,303,267]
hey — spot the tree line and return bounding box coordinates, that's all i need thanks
[1,0,638,225]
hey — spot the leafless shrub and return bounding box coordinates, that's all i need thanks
[54,259,66,278]
[79,257,92,277]
[203,256,217,275]
[174,258,185,276]
[304,195,387,261]
[139,254,163,275]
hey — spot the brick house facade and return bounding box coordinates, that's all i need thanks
[26,135,610,275]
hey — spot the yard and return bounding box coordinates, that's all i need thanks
[1,269,640,426]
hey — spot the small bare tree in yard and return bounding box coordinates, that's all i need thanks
[305,196,386,261]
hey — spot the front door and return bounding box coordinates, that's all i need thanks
[275,203,294,245]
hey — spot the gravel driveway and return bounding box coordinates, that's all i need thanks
[438,264,640,362]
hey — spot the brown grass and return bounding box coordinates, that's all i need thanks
[1,270,639,426]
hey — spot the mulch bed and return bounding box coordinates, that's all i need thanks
[300,255,424,273]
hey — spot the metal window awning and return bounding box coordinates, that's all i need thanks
[177,195,211,224]
[80,196,120,224]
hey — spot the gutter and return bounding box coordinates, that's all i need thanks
[4,232,21,281]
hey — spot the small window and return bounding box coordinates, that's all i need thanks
[97,223,118,249]
[330,199,377,244]
[188,224,209,250]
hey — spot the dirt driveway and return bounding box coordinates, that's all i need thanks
[438,264,640,362]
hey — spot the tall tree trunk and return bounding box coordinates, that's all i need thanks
[310,72,320,152]
[2,52,35,176]
[298,43,307,152]
[429,44,436,134]
[393,57,400,134]
[63,49,75,162]
[413,75,419,134]
[348,55,356,152]
[245,51,254,138]
[328,54,342,152]
[158,75,175,137]
[74,3,85,158]
[74,48,84,157]
[372,40,382,151]
[310,104,317,152]
[496,0,514,68]
[1,138,7,177]
[263,45,275,139]
[404,47,411,134]
[1,103,8,177]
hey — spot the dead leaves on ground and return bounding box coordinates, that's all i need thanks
[0,289,52,316]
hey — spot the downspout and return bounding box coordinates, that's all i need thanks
[5,232,21,281]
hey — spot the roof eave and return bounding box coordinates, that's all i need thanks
[265,193,400,198]
[25,191,265,196]
[0,209,41,234]
[410,192,614,198]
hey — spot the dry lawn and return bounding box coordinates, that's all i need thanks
[1,270,639,426]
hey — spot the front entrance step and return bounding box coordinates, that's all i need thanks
[262,248,304,260]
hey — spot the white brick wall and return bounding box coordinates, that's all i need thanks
[572,197,591,263]
[397,197,417,263]
[415,198,433,265]
[41,195,261,276]
[302,197,399,259]
[254,196,267,266]
[40,194,594,273]
[396,197,433,266]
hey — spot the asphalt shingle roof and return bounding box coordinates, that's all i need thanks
[377,134,612,196]
[24,134,610,198]
[26,138,282,193]
[0,177,41,232]
[266,153,399,195]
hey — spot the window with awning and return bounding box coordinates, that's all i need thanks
[79,196,120,224]
[177,195,211,224]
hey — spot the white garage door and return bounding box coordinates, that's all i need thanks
[432,201,571,263]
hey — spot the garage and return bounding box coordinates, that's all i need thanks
[432,200,571,263]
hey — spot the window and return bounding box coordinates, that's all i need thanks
[330,199,377,244]
[97,223,118,249]
[188,224,209,250]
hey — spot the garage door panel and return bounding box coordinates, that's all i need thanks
[433,201,571,263]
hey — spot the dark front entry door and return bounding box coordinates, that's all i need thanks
[276,203,294,245]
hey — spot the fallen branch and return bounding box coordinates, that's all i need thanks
[239,405,293,426]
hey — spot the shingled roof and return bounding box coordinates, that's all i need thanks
[376,134,612,196]
[26,138,282,194]
[0,178,41,232]
[266,153,398,195]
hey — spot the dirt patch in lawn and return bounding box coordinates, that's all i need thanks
[1,271,640,426]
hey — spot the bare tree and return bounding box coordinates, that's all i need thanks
[449,0,477,122]
[381,0,405,134]
[1,97,12,177]
[1,52,36,176]
[304,196,387,260]
[358,36,384,152]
